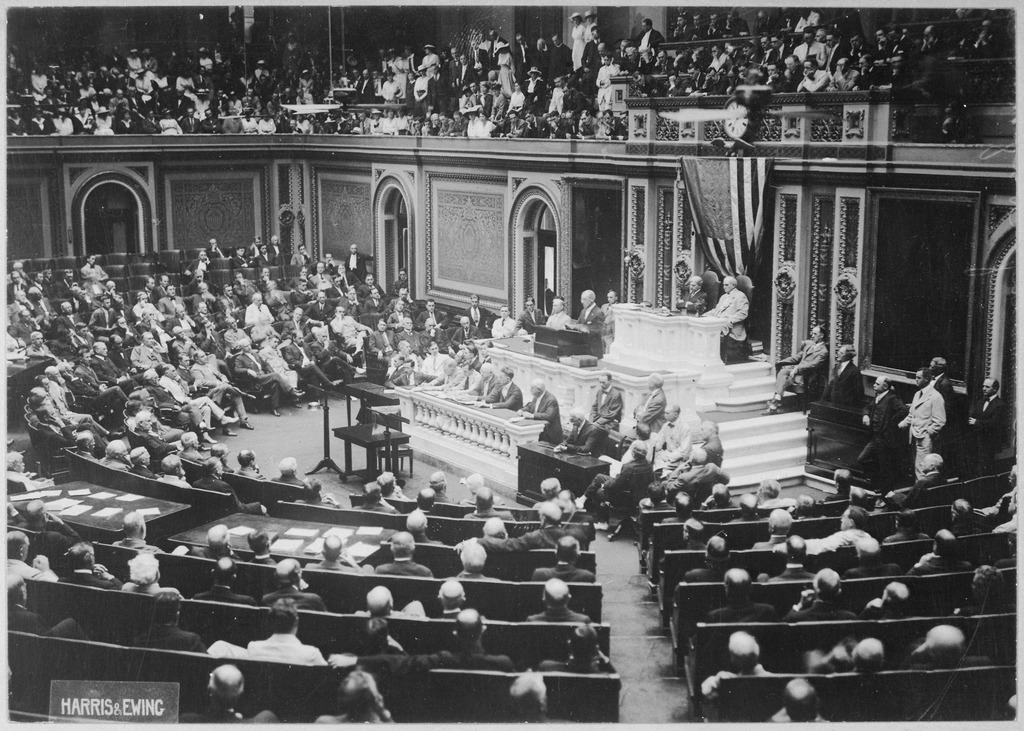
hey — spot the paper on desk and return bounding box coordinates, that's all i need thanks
[269,538,304,553]
[115,493,145,502]
[43,498,82,512]
[228,526,255,536]
[356,525,384,536]
[66,488,92,496]
[135,507,161,517]
[9,493,38,502]
[59,504,93,517]
[324,527,354,540]
[285,527,319,538]
[91,492,116,500]
[19,489,61,499]
[92,507,123,518]
[346,542,378,559]
[303,538,325,555]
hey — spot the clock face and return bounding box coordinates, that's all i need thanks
[722,99,750,140]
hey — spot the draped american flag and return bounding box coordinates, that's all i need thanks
[680,157,772,277]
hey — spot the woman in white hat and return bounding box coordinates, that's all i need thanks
[570,11,587,72]
[495,40,515,99]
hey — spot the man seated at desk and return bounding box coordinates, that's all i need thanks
[481,366,523,411]
[544,297,573,331]
[518,378,563,443]
[554,407,604,457]
[515,295,546,335]
[704,276,750,364]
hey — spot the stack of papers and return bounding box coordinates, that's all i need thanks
[20,489,61,499]
[324,527,354,540]
[59,504,92,517]
[269,538,304,553]
[303,538,326,555]
[347,542,378,559]
[356,525,384,536]
[43,498,82,512]
[66,488,92,497]
[228,526,255,536]
[135,507,161,517]
[115,493,145,502]
[92,507,123,518]
[285,527,319,538]
[91,492,116,500]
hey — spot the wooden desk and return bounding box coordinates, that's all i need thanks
[339,381,400,425]
[534,325,603,361]
[518,443,609,503]
[805,401,871,479]
[166,513,395,564]
[331,423,412,482]
[9,481,192,542]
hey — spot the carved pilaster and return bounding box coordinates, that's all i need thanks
[627,185,646,303]
[835,197,862,345]
[674,183,692,301]
[774,194,798,357]
[656,186,673,307]
[810,195,834,334]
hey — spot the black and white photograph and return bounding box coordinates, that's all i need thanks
[3,0,1019,724]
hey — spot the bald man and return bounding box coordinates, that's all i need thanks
[190,524,238,561]
[519,379,563,444]
[526,578,591,623]
[843,537,902,579]
[700,631,768,703]
[908,624,990,670]
[406,509,441,545]
[21,499,83,570]
[312,535,365,573]
[180,664,279,723]
[437,580,466,617]
[706,276,750,364]
[852,637,885,673]
[468,486,516,521]
[783,569,858,622]
[261,559,327,611]
[112,511,162,553]
[706,568,777,623]
[751,509,792,550]
[375,532,434,577]
[770,678,823,723]
[193,557,257,606]
[555,406,604,456]
[531,536,595,583]
[475,501,591,552]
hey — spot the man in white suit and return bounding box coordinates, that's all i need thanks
[706,276,749,363]
[899,368,947,480]
[765,325,829,414]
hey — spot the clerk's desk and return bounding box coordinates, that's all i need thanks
[533,325,603,361]
[805,402,871,480]
[518,442,610,504]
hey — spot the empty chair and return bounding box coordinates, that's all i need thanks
[127,274,151,293]
[208,257,232,270]
[237,267,257,283]
[54,255,80,270]
[103,264,127,281]
[207,269,233,289]
[128,260,154,277]
[103,253,130,267]
[156,250,182,274]
[701,270,721,310]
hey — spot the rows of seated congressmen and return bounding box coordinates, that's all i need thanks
[632,463,1017,721]
[9,242,554,474]
[7,453,620,721]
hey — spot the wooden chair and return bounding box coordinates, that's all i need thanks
[701,270,721,310]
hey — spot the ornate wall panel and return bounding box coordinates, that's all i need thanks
[425,172,508,303]
[165,176,258,250]
[809,194,835,334]
[673,183,692,303]
[773,193,799,357]
[835,196,861,346]
[277,164,293,255]
[626,185,646,303]
[656,186,673,307]
[319,179,372,259]
[7,181,46,259]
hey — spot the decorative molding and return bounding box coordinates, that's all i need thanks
[655,187,673,307]
[680,122,695,138]
[844,110,865,138]
[836,196,861,344]
[775,262,797,302]
[838,197,861,269]
[509,186,557,311]
[68,166,90,187]
[834,269,860,311]
[632,113,648,139]
[890,107,912,141]
[755,114,781,142]
[704,120,724,141]
[403,169,415,182]
[72,171,153,255]
[624,245,646,281]
[782,117,802,139]
[319,179,372,258]
[988,204,1014,237]
[810,195,834,331]
[655,116,679,141]
[983,225,1016,375]
[774,193,799,357]
[511,177,526,196]
[780,194,798,260]
[628,185,646,302]
[374,168,384,183]
[811,116,843,142]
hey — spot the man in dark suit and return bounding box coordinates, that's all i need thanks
[132,591,207,652]
[635,17,666,51]
[883,453,943,511]
[520,378,563,444]
[580,440,654,535]
[178,664,278,723]
[531,536,596,583]
[635,373,668,434]
[567,289,605,335]
[683,536,732,583]
[822,343,863,409]
[8,575,87,638]
[343,243,368,286]
[765,536,817,583]
[783,569,858,622]
[842,537,903,579]
[590,373,624,431]
[705,569,778,623]
[59,541,123,589]
[463,293,491,333]
[906,530,973,576]
[467,486,516,522]
[968,376,1007,475]
[514,296,545,334]
[483,366,523,411]
[556,407,604,457]
[21,500,82,573]
[447,315,479,355]
[305,291,336,328]
[374,532,434,577]
[193,457,266,515]
[477,502,591,552]
[526,578,591,623]
[858,376,910,493]
[261,559,329,610]
[193,557,258,605]
[190,524,240,561]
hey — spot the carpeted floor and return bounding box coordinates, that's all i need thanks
[8,390,691,723]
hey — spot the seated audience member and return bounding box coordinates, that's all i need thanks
[455,542,496,581]
[752,509,792,550]
[127,446,156,478]
[977,465,1017,533]
[247,598,327,665]
[193,557,257,605]
[859,581,911,620]
[360,481,398,513]
[532,536,596,583]
[803,506,871,555]
[275,457,305,486]
[133,590,207,652]
[315,669,392,723]
[650,405,692,473]
[755,479,796,510]
[158,455,192,488]
[580,440,653,532]
[191,524,239,560]
[771,678,824,723]
[426,471,455,503]
[235,449,264,479]
[700,631,769,704]
[701,483,734,510]
[509,672,549,722]
[180,664,278,723]
[670,447,730,505]
[361,585,426,620]
[907,529,974,576]
[883,453,944,510]
[883,509,930,544]
[21,500,82,569]
[792,493,819,519]
[469,486,515,520]
[6,530,58,582]
[950,498,987,537]
[313,535,365,573]
[436,580,466,617]
[261,558,328,610]
[556,406,605,457]
[122,552,180,596]
[848,486,880,512]
[475,502,590,552]
[194,457,267,515]
[6,451,55,491]
[100,439,132,470]
[661,491,696,525]
[853,637,887,674]
[60,541,123,589]
[406,509,439,545]
[684,535,731,583]
[763,536,816,583]
[375,532,434,577]
[828,468,854,502]
[955,565,1011,616]
[843,537,902,579]
[805,636,858,674]
[907,624,991,670]
[538,622,615,673]
[247,530,275,565]
[784,569,858,622]
[178,432,205,462]
[300,478,339,506]
[527,578,591,623]
[417,487,437,513]
[706,569,777,623]
[8,574,86,638]
[638,481,669,510]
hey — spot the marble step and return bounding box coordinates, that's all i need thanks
[717,412,807,440]
[723,361,773,380]
[725,375,779,399]
[725,445,808,481]
[729,464,808,491]
[727,427,807,455]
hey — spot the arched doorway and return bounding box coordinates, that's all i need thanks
[382,187,410,295]
[522,199,557,316]
[83,183,140,255]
